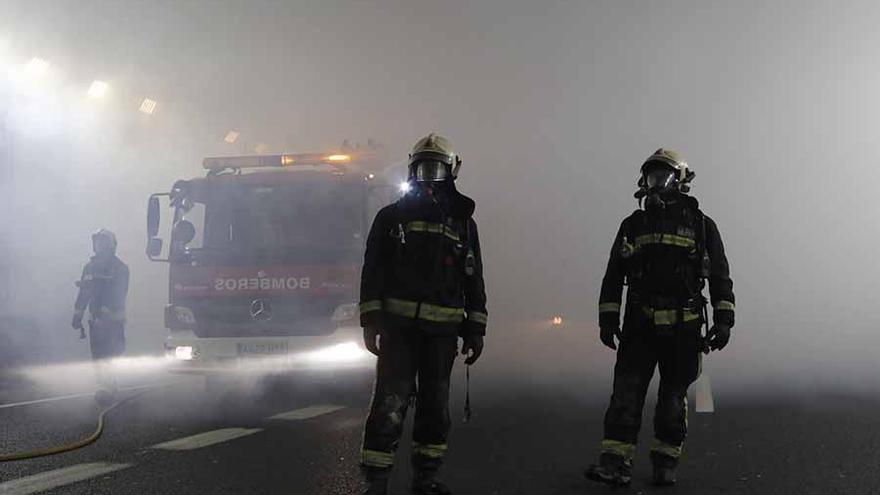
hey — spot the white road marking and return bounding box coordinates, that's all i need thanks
[0,462,131,495]
[695,374,715,413]
[269,404,345,421]
[151,427,262,451]
[0,382,178,410]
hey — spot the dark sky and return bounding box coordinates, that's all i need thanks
[2,1,880,379]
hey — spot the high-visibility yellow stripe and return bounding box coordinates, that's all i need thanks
[413,442,448,459]
[601,439,636,460]
[384,298,419,317]
[634,233,695,250]
[383,298,465,324]
[405,221,461,242]
[620,238,636,259]
[651,439,683,459]
[419,304,466,323]
[599,302,621,313]
[642,307,701,326]
[361,449,395,468]
[467,311,488,325]
[715,301,735,312]
[360,300,382,314]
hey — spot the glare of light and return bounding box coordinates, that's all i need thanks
[24,57,49,76]
[174,346,194,360]
[281,155,295,166]
[399,181,412,193]
[552,315,563,326]
[300,342,370,365]
[367,173,376,180]
[139,97,157,115]
[224,130,239,143]
[326,154,351,163]
[87,80,108,99]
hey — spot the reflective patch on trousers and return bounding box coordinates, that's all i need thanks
[600,439,636,461]
[413,442,448,459]
[362,449,395,468]
[651,439,683,459]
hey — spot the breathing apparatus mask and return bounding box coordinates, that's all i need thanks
[634,150,695,209]
[404,133,462,195]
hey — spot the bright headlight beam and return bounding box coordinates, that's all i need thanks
[300,342,370,365]
[399,181,412,194]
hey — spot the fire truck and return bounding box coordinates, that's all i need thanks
[146,149,399,373]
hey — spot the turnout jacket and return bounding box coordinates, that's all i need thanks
[598,195,734,329]
[359,186,488,337]
[74,255,130,323]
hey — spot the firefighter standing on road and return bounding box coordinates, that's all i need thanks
[72,229,130,403]
[359,134,488,495]
[585,149,735,487]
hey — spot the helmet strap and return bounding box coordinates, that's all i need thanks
[451,156,461,179]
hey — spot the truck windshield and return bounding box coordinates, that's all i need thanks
[192,181,365,261]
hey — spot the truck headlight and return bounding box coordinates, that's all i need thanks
[174,346,195,361]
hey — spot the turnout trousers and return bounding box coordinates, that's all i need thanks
[601,309,702,462]
[361,322,458,472]
[88,319,125,394]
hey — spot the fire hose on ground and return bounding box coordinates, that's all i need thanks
[0,388,154,462]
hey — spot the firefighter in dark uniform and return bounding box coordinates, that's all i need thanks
[359,133,488,495]
[585,149,735,487]
[72,229,130,402]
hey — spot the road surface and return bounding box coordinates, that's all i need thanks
[0,325,878,494]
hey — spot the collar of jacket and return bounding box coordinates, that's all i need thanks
[399,183,475,220]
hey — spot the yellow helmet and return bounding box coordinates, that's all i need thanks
[408,133,462,182]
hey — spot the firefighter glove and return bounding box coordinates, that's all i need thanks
[363,325,381,356]
[72,312,84,330]
[600,325,622,350]
[461,334,484,365]
[706,323,731,351]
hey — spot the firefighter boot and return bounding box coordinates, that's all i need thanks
[584,453,633,487]
[650,451,678,487]
[361,467,390,495]
[412,469,452,495]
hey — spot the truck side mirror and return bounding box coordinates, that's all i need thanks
[148,196,161,238]
[172,220,196,245]
[147,237,163,258]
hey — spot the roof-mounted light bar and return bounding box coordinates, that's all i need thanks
[202,153,354,170]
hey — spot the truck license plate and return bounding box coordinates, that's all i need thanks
[237,341,288,356]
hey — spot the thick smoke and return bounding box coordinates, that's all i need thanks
[0,0,878,396]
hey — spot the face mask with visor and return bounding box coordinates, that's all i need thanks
[412,160,450,182]
[643,165,678,194]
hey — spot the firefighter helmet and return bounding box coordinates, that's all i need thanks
[639,148,694,194]
[91,229,118,254]
[408,133,461,182]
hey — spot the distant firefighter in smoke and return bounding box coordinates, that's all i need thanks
[585,149,735,487]
[72,229,130,403]
[359,134,488,495]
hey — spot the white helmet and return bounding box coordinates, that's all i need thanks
[638,148,695,194]
[408,133,461,182]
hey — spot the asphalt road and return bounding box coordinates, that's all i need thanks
[1,326,880,495]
